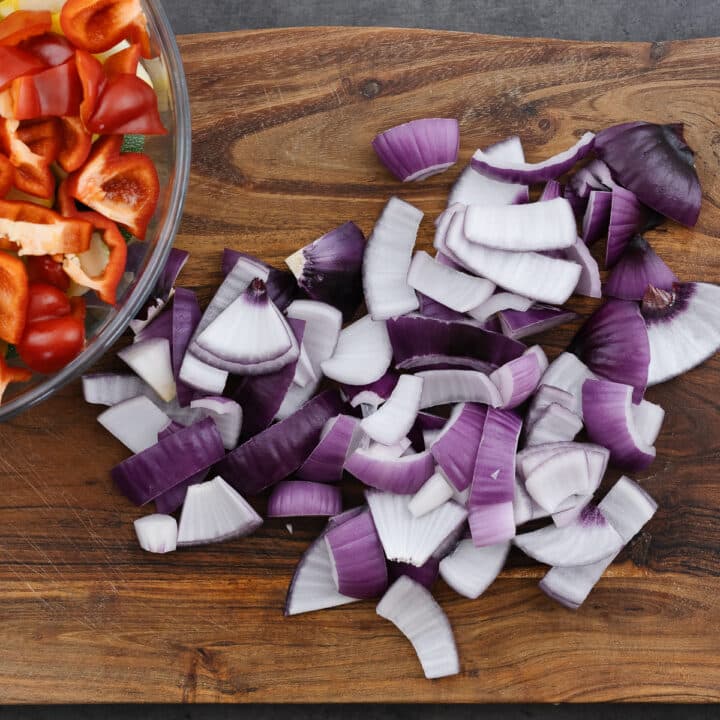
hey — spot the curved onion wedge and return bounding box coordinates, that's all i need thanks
[177,476,262,546]
[641,282,720,385]
[468,291,533,323]
[468,408,522,546]
[361,375,423,446]
[408,250,495,312]
[539,476,657,609]
[439,539,509,599]
[524,403,583,447]
[498,304,577,340]
[285,525,357,616]
[82,373,147,406]
[376,576,459,679]
[582,379,656,471]
[490,346,547,409]
[341,372,398,410]
[539,352,596,416]
[445,213,581,305]
[470,132,595,183]
[539,179,562,201]
[297,415,363,483]
[365,438,412,460]
[388,558,440,590]
[517,442,609,488]
[524,447,593,514]
[178,352,228,395]
[515,504,623,567]
[367,490,468,567]
[97,395,171,453]
[569,158,617,197]
[581,190,612,245]
[632,398,665,447]
[430,403,486,492]
[286,300,343,378]
[325,509,388,599]
[526,384,575,429]
[417,370,501,409]
[118,337,176,402]
[321,315,392,385]
[605,186,647,268]
[134,513,177,554]
[464,198,576,252]
[267,480,342,517]
[363,197,421,320]
[190,396,242,450]
[433,203,465,252]
[345,448,435,494]
[409,470,455,517]
[564,237,601,298]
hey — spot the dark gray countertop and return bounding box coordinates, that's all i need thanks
[5,0,718,716]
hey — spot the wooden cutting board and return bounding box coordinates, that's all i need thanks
[1,27,719,704]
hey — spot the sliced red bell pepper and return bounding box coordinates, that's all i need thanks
[103,43,141,78]
[60,0,152,59]
[0,119,54,199]
[57,116,92,173]
[10,58,82,120]
[0,249,29,344]
[0,11,52,47]
[62,210,127,305]
[20,32,74,67]
[0,46,46,91]
[0,354,31,404]
[0,153,14,198]
[75,49,104,129]
[65,135,159,240]
[17,118,61,164]
[0,199,92,255]
[56,177,78,216]
[87,73,166,135]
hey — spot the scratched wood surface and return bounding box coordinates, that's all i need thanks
[0,28,719,703]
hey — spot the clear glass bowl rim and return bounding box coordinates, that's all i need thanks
[0,0,191,422]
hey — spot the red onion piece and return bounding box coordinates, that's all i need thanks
[267,480,342,518]
[388,558,440,590]
[581,190,612,244]
[297,414,363,483]
[97,395,171,453]
[499,304,578,340]
[134,513,177,554]
[439,538,509,599]
[361,375,423,446]
[417,369,501,409]
[345,448,435,494]
[118,337,176,403]
[490,346,547,409]
[221,249,298,311]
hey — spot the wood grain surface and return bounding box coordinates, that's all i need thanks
[1,27,720,703]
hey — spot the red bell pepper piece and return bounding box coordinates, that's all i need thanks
[26,254,70,291]
[56,177,78,216]
[0,199,92,255]
[10,58,82,120]
[103,43,141,78]
[0,119,54,199]
[20,32,74,67]
[62,210,127,305]
[0,249,29,344]
[60,0,152,59]
[0,11,51,47]
[0,153,14,198]
[0,46,46,91]
[0,354,31,403]
[87,73,166,135]
[65,135,159,240]
[75,49,104,129]
[17,118,61,164]
[57,116,92,173]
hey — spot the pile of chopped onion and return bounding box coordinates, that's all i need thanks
[87,116,717,681]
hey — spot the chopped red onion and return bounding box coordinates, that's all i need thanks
[605,186,647,268]
[540,476,657,609]
[641,282,720,385]
[376,576,459,679]
[134,513,177,554]
[632,398,665,447]
[470,132,595,184]
[372,118,460,182]
[408,250,495,312]
[360,374,423,446]
[365,437,412,460]
[499,304,578,340]
[216,390,343,495]
[417,370,501,409]
[464,197,577,252]
[297,414,363,482]
[517,442,609,487]
[134,306,173,344]
[396,355,497,374]
[178,353,228,395]
[445,212,582,305]
[118,337,176,403]
[433,203,465,253]
[539,179,562,201]
[221,249,298,311]
[363,197,422,320]
[515,504,623,566]
[582,379,656,471]
[321,315,392,385]
[563,183,588,218]
[388,558,440,590]
[345,448,435,494]
[267,480,342,517]
[325,509,388,598]
[97,395,171,453]
[490,346,547,409]
[416,292,469,323]
[82,373,147,406]
[448,136,529,207]
[111,417,225,506]
[409,470,455,517]
[468,408,522,546]
[524,402,583,447]
[190,396,243,450]
[513,474,546,526]
[568,158,617,198]
[581,190,612,244]
[439,538,509,599]
[526,384,575,429]
[285,522,358,616]
[293,344,317,388]
[341,372,399,409]
[467,291,533,323]
[285,222,365,320]
[604,235,677,301]
[366,490,468,567]
[570,300,649,403]
[564,238,601,298]
[169,288,203,406]
[539,352,596,416]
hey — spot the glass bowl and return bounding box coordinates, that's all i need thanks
[0,0,191,422]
